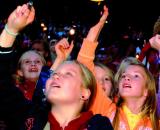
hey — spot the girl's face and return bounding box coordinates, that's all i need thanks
[119,65,148,99]
[45,62,83,105]
[95,66,113,96]
[20,52,43,81]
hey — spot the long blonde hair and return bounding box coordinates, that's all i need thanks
[113,57,159,130]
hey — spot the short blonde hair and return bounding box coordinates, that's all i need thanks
[18,50,46,69]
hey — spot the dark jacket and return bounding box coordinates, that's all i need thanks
[87,114,113,130]
[0,47,48,130]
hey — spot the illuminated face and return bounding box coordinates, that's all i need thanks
[95,66,113,96]
[119,65,148,99]
[45,62,83,105]
[20,51,43,81]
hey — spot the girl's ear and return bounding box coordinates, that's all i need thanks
[80,88,91,101]
[17,70,23,77]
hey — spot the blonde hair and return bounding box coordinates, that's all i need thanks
[95,62,116,100]
[113,57,159,130]
[153,16,160,35]
[15,50,46,83]
[18,50,46,69]
[65,60,97,112]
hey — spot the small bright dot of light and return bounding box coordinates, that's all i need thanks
[136,54,139,59]
[43,27,47,31]
[41,23,45,27]
[69,28,75,35]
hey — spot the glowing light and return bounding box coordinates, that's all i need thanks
[136,54,139,59]
[41,23,45,27]
[90,0,104,2]
[90,0,104,5]
[48,35,51,39]
[43,27,47,31]
[69,28,75,35]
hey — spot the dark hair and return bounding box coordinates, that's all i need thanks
[31,40,51,60]
[31,39,50,54]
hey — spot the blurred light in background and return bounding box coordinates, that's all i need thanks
[69,28,75,35]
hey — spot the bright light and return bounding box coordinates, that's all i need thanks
[43,27,47,31]
[136,54,139,59]
[48,35,51,39]
[69,28,75,35]
[41,23,45,27]
[90,0,104,2]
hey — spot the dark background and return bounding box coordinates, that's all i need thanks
[0,0,159,41]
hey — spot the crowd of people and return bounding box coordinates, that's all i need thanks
[0,3,160,130]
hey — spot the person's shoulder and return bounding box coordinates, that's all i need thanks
[87,114,113,130]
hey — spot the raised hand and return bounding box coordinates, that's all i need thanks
[0,3,35,47]
[150,34,160,51]
[7,3,35,34]
[86,5,109,42]
[55,38,74,60]
[50,38,74,71]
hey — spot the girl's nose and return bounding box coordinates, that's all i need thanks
[125,75,131,81]
[30,61,36,66]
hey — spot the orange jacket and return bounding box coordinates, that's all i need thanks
[77,39,112,115]
[77,38,157,130]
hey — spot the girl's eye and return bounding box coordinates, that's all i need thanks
[52,72,58,76]
[24,60,31,64]
[35,60,41,64]
[50,72,58,78]
[134,74,139,78]
[121,74,126,79]
[104,77,110,81]
[65,72,73,76]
